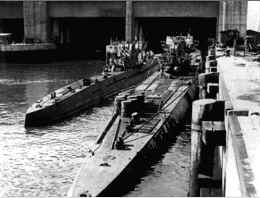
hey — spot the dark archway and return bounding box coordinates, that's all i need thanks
[1,19,24,42]
[138,17,217,52]
[52,17,124,59]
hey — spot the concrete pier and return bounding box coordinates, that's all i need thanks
[189,49,226,197]
[190,99,224,196]
[218,55,260,196]
[191,47,260,197]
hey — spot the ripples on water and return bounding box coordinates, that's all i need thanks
[0,60,190,196]
[0,60,114,196]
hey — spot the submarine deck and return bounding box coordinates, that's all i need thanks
[68,72,194,197]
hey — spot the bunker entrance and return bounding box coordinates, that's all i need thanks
[0,19,24,42]
[53,17,124,59]
[138,17,217,53]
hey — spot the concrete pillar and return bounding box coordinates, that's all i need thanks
[60,21,65,45]
[52,19,59,44]
[189,99,216,196]
[134,19,139,41]
[218,0,226,42]
[225,0,247,38]
[35,1,48,42]
[190,99,225,196]
[139,23,144,42]
[125,0,134,42]
[65,24,70,44]
[240,0,248,37]
[23,1,49,42]
[225,0,234,30]
[23,1,34,40]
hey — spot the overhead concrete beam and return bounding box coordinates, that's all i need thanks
[134,1,219,18]
[48,1,125,18]
[0,0,241,44]
[0,1,23,19]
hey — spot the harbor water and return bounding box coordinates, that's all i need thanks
[0,60,190,196]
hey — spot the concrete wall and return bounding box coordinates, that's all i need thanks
[48,1,219,42]
[0,1,23,19]
[48,1,219,18]
[0,1,249,43]
[126,0,133,41]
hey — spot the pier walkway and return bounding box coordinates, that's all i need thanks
[218,55,260,196]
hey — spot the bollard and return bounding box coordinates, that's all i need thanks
[225,49,231,57]
[189,99,216,196]
[199,100,225,172]
[209,60,217,67]
[189,99,225,197]
[207,55,216,62]
[207,83,219,99]
[209,67,217,73]
[205,60,217,73]
[198,72,219,99]
[209,50,216,57]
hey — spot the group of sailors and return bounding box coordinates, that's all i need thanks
[104,39,154,72]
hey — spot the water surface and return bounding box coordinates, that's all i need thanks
[0,60,190,196]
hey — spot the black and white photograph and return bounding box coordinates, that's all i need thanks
[0,0,259,197]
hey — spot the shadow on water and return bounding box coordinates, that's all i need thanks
[99,116,191,197]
